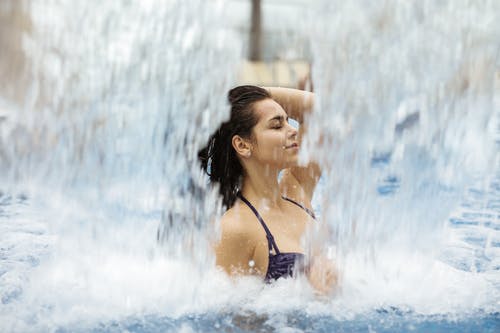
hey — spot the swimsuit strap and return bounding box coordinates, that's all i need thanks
[281,196,316,220]
[238,193,281,254]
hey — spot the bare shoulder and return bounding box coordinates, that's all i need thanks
[215,202,259,274]
[217,202,261,246]
[220,203,253,233]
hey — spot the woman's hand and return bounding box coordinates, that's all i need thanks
[306,255,338,295]
[262,87,314,123]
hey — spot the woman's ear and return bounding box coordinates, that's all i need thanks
[232,135,252,158]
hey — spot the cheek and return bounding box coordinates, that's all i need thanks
[268,134,287,159]
[265,133,285,150]
[254,131,287,160]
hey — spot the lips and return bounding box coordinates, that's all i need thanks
[285,143,299,149]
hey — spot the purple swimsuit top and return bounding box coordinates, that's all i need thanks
[238,193,316,282]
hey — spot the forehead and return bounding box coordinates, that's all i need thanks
[253,98,286,121]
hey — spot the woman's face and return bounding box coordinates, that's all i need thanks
[249,98,299,169]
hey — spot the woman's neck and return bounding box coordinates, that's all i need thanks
[240,164,282,208]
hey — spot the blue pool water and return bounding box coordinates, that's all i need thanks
[55,311,500,333]
[1,171,498,332]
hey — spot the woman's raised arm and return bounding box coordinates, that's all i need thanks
[263,87,314,123]
[264,87,320,205]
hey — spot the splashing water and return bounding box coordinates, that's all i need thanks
[0,0,499,332]
[303,0,500,326]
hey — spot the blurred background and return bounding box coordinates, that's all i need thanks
[0,0,310,107]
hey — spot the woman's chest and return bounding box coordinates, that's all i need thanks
[249,212,311,273]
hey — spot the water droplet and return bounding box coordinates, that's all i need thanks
[248,260,255,267]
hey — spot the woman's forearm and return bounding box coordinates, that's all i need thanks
[264,87,314,123]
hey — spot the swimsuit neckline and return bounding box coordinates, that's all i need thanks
[237,192,315,281]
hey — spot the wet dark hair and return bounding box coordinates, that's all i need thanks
[198,85,271,208]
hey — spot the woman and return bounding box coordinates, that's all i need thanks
[199,85,336,294]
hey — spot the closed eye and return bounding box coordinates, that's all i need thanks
[269,115,287,129]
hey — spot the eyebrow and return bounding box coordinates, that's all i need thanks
[268,115,288,123]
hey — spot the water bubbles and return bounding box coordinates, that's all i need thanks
[307,0,499,255]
